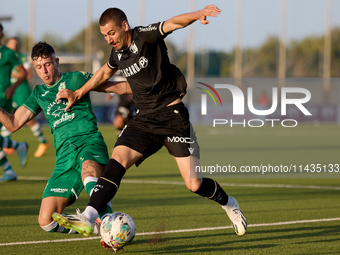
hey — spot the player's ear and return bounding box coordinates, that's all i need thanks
[55,57,60,67]
[122,20,129,31]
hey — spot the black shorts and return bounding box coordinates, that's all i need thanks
[115,102,200,166]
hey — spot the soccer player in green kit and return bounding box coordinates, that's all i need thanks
[0,23,29,182]
[2,37,50,158]
[0,41,130,234]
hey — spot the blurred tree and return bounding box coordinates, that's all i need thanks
[286,36,322,77]
[331,27,340,77]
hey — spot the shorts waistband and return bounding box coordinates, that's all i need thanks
[136,102,184,117]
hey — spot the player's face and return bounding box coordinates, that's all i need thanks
[6,38,18,52]
[100,20,130,51]
[33,55,60,86]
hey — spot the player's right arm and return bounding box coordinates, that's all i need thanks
[56,64,117,112]
[162,5,221,34]
[0,106,35,133]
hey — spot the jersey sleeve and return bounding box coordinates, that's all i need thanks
[22,88,41,116]
[107,48,119,70]
[135,22,171,43]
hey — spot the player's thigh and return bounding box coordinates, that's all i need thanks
[77,137,110,180]
[81,160,104,181]
[114,124,162,168]
[111,145,143,169]
[38,196,69,226]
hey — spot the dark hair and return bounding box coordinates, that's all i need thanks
[0,23,3,33]
[31,41,55,61]
[99,8,128,27]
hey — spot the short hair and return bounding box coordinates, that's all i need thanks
[0,23,3,33]
[31,41,55,61]
[99,8,128,27]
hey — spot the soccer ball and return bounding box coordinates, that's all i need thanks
[100,212,136,251]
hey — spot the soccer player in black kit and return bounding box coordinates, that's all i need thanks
[53,4,247,249]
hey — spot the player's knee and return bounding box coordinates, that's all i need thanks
[38,211,53,228]
[184,178,202,192]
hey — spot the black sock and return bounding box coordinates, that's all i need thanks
[193,178,229,205]
[88,159,126,213]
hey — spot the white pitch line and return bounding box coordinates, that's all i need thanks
[121,179,340,191]
[1,217,340,247]
[17,177,340,190]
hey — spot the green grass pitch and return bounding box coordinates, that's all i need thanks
[0,124,339,254]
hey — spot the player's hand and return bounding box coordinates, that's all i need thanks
[4,86,16,99]
[198,5,221,25]
[56,89,79,112]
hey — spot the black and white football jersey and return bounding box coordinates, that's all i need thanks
[107,22,187,114]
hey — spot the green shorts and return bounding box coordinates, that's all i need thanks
[42,133,109,206]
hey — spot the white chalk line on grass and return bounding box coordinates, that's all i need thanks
[17,176,340,190]
[1,217,340,247]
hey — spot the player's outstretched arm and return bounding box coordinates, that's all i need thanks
[162,5,221,34]
[56,64,117,112]
[0,106,34,133]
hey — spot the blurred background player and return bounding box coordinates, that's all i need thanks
[1,37,50,157]
[105,72,134,135]
[0,23,29,182]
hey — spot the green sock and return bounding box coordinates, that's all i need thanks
[84,176,113,219]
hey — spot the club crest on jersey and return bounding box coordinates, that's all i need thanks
[58,82,66,91]
[117,53,122,61]
[129,41,138,54]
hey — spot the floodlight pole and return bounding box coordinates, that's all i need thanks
[279,0,287,87]
[235,0,243,87]
[187,0,196,89]
[138,0,146,26]
[323,0,332,93]
[85,0,93,72]
[28,0,35,55]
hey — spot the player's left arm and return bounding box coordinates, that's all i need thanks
[4,64,27,99]
[162,5,221,34]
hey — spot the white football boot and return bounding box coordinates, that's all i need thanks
[222,196,247,236]
[52,208,94,237]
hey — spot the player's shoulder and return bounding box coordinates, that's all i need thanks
[70,71,92,80]
[30,83,46,97]
[0,45,16,57]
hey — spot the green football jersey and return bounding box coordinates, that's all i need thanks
[0,45,21,98]
[10,52,30,85]
[23,71,98,153]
